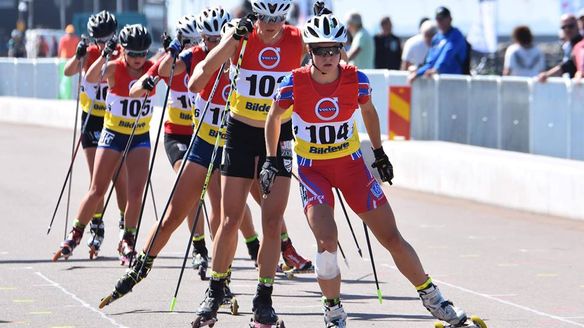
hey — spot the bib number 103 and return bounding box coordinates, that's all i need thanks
[120,99,152,117]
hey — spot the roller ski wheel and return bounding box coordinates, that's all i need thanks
[227,297,239,315]
[279,263,314,279]
[191,316,217,328]
[248,318,285,328]
[434,315,487,328]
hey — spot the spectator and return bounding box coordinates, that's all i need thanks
[573,37,584,82]
[7,29,26,58]
[374,16,401,69]
[503,26,544,77]
[37,35,50,57]
[401,18,437,71]
[408,6,467,83]
[537,14,582,81]
[58,24,80,59]
[578,9,584,36]
[346,12,374,69]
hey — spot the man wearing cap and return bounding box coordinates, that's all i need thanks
[346,12,374,69]
[408,6,467,83]
[59,24,80,59]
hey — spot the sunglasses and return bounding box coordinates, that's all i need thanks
[203,36,221,43]
[126,50,148,58]
[561,23,576,30]
[258,14,286,23]
[311,46,342,57]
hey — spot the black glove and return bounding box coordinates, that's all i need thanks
[161,32,172,52]
[75,39,88,59]
[142,76,157,91]
[233,16,254,41]
[101,38,117,58]
[259,157,279,196]
[313,1,332,15]
[371,147,394,185]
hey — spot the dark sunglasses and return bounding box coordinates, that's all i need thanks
[561,23,576,30]
[258,14,286,23]
[311,46,342,57]
[203,36,222,43]
[126,50,148,58]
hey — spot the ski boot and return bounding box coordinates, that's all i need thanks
[191,278,226,328]
[87,217,105,259]
[323,298,347,328]
[117,231,136,266]
[99,251,155,308]
[52,226,83,261]
[246,237,260,266]
[280,238,314,279]
[249,284,285,327]
[192,239,209,280]
[419,282,487,328]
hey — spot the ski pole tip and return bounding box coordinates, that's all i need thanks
[376,289,383,304]
[169,297,177,312]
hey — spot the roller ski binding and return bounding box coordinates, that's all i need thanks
[419,282,487,328]
[323,299,348,328]
[249,284,285,328]
[192,240,209,280]
[87,217,105,259]
[99,252,155,308]
[280,238,314,279]
[117,231,136,265]
[191,279,225,327]
[52,227,83,261]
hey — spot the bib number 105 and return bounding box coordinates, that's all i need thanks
[120,99,152,117]
[295,123,350,144]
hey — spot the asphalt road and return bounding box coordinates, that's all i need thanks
[1,123,583,328]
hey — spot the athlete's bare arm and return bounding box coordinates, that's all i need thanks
[265,102,288,157]
[360,98,383,150]
[159,52,187,77]
[85,58,115,88]
[63,56,83,76]
[190,33,238,92]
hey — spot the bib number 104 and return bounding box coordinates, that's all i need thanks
[295,123,350,144]
[120,99,152,117]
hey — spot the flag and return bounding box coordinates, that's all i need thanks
[467,0,498,54]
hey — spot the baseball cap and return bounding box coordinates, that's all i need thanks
[435,6,451,19]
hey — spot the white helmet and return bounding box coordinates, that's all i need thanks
[221,18,240,38]
[251,0,293,16]
[196,7,232,36]
[176,15,200,43]
[302,14,347,44]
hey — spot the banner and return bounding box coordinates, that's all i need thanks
[467,0,498,54]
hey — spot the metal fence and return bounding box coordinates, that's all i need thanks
[1,58,582,161]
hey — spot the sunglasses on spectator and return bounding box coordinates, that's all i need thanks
[311,46,342,57]
[203,35,222,43]
[126,50,148,58]
[258,14,286,23]
[561,23,576,30]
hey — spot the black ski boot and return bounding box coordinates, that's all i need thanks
[250,284,279,326]
[191,278,226,327]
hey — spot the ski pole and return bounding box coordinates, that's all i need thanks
[169,38,249,312]
[334,188,363,258]
[362,222,383,304]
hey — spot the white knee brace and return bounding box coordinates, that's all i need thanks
[315,250,340,280]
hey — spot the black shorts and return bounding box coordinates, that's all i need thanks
[164,133,192,166]
[221,117,293,179]
[80,112,104,149]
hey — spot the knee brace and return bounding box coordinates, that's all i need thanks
[315,250,340,280]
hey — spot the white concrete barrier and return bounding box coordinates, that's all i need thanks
[2,96,582,221]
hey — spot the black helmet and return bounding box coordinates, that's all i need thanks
[119,24,152,51]
[87,10,117,39]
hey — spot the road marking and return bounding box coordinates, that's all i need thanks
[29,311,52,315]
[0,286,17,290]
[13,299,34,303]
[381,263,584,327]
[35,272,128,328]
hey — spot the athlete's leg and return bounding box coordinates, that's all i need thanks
[74,148,123,226]
[141,161,207,256]
[306,204,341,299]
[122,148,150,230]
[114,161,128,214]
[257,176,290,278]
[206,169,222,237]
[211,175,253,273]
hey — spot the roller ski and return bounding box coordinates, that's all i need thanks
[117,231,136,266]
[99,251,155,308]
[249,284,285,328]
[52,226,83,261]
[192,239,209,280]
[87,217,105,259]
[191,278,225,327]
[418,281,487,328]
[323,299,347,328]
[279,238,314,279]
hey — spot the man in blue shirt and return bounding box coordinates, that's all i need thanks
[408,6,467,83]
